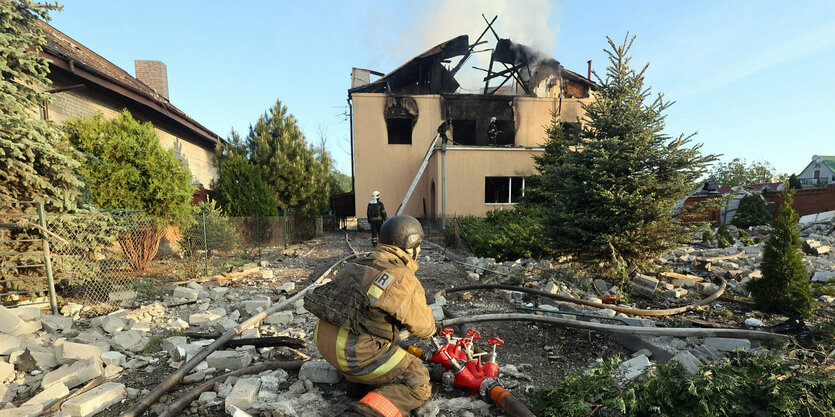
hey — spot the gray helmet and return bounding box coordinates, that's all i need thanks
[379,215,423,250]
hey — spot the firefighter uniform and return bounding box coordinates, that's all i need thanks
[309,244,435,417]
[367,195,387,247]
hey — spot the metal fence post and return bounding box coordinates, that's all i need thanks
[202,210,209,276]
[37,202,58,315]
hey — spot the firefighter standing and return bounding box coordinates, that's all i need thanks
[367,191,387,247]
[487,116,499,146]
[304,216,436,417]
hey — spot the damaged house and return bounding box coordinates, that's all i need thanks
[342,29,596,224]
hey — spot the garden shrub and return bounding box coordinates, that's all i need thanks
[455,205,552,261]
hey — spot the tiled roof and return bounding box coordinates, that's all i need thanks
[37,20,221,144]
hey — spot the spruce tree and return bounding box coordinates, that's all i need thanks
[788,174,802,190]
[748,189,814,318]
[0,0,81,211]
[537,35,716,268]
[211,153,279,217]
[247,100,331,217]
[731,194,769,229]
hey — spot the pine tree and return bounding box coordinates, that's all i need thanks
[731,194,769,229]
[788,174,802,190]
[537,35,717,268]
[211,153,279,217]
[247,99,331,217]
[0,0,81,211]
[748,189,814,318]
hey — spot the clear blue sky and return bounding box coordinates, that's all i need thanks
[49,1,835,177]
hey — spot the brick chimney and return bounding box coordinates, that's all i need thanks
[134,60,169,100]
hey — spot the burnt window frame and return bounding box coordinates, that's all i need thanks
[386,117,413,145]
[485,176,525,204]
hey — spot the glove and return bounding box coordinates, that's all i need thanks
[434,321,445,336]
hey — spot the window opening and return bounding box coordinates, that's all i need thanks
[485,176,525,204]
[386,118,412,144]
[451,119,477,145]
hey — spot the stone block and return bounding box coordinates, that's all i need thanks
[299,360,343,384]
[703,337,750,352]
[42,356,103,389]
[671,351,701,374]
[811,271,835,283]
[278,282,296,293]
[100,316,126,334]
[261,270,274,279]
[821,295,835,304]
[189,312,222,327]
[161,336,188,353]
[631,284,656,297]
[29,347,58,369]
[265,311,293,326]
[55,342,102,364]
[244,300,271,315]
[172,286,199,301]
[108,290,137,305]
[0,305,27,335]
[746,270,762,280]
[214,318,239,332]
[0,334,21,355]
[11,307,41,322]
[672,278,696,288]
[0,404,42,417]
[632,274,659,290]
[593,279,610,293]
[166,318,189,330]
[131,322,151,333]
[206,351,252,370]
[225,377,261,411]
[103,364,122,379]
[430,304,444,321]
[41,315,73,333]
[111,331,145,352]
[0,360,14,383]
[0,383,14,404]
[210,287,229,299]
[61,382,125,417]
[662,288,688,299]
[618,354,651,380]
[100,351,126,366]
[23,382,69,409]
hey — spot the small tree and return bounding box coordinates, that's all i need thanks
[747,189,814,318]
[788,174,802,190]
[65,110,196,271]
[0,0,82,211]
[701,229,715,246]
[716,224,733,248]
[731,194,770,229]
[247,99,331,217]
[536,34,716,269]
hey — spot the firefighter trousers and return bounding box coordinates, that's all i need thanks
[315,320,431,417]
[369,220,383,247]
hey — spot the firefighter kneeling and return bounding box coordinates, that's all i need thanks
[304,215,437,417]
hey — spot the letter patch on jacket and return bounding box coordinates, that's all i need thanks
[373,272,394,290]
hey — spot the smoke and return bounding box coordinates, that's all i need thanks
[393,0,559,91]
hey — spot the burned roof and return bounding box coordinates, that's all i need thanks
[350,35,470,95]
[349,34,596,97]
[37,20,222,145]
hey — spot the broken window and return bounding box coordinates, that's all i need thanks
[386,118,413,144]
[452,120,476,144]
[485,176,524,204]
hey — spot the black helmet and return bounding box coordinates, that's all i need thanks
[379,215,423,250]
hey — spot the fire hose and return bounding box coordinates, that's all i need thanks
[398,327,535,417]
[443,279,727,317]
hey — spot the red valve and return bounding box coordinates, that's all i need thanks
[440,328,454,337]
[487,337,504,347]
[466,328,481,340]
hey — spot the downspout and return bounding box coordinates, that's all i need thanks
[441,138,446,230]
[348,96,355,191]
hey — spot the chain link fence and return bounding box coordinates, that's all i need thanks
[2,207,325,307]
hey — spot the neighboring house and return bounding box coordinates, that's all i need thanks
[344,34,596,223]
[797,155,835,187]
[681,181,784,224]
[36,21,222,191]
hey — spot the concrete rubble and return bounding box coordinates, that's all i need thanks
[0,221,832,417]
